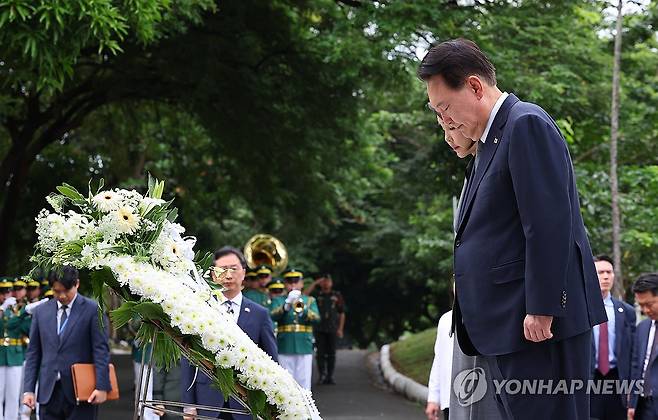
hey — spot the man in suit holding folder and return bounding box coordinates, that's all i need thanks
[418,39,606,419]
[22,266,112,420]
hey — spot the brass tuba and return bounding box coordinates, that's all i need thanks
[243,234,288,274]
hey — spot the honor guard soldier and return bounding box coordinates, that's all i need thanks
[0,278,31,420]
[267,278,286,300]
[270,268,320,390]
[243,265,273,308]
[304,273,346,385]
[26,279,41,303]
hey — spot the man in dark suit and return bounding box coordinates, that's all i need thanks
[590,255,636,420]
[418,39,606,419]
[629,273,658,420]
[181,246,277,420]
[22,266,111,420]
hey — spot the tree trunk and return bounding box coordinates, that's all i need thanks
[610,0,623,297]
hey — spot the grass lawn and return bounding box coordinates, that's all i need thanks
[389,326,437,385]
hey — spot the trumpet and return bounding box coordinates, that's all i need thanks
[293,299,306,314]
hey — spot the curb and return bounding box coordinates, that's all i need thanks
[379,344,428,404]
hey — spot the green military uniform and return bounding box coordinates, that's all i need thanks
[270,294,320,354]
[1,299,31,365]
[270,268,320,390]
[0,279,31,419]
[243,289,271,308]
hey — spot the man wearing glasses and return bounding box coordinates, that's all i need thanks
[181,247,277,420]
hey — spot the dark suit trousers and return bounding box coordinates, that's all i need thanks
[40,382,98,420]
[637,398,658,420]
[485,331,591,420]
[590,368,626,420]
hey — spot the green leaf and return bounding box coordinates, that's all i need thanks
[110,301,138,329]
[56,183,85,203]
[245,388,267,417]
[133,301,167,322]
[212,367,237,402]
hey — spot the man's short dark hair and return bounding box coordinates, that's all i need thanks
[594,255,614,267]
[213,246,247,269]
[417,38,497,88]
[48,266,79,289]
[632,273,658,296]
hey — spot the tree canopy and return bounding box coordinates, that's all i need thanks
[1,0,657,346]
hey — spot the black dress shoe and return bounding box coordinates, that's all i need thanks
[323,377,336,385]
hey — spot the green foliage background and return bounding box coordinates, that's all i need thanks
[1,0,657,346]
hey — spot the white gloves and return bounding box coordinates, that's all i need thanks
[25,298,49,314]
[285,290,302,305]
[0,297,16,311]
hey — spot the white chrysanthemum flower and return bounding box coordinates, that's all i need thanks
[114,206,140,235]
[92,191,122,212]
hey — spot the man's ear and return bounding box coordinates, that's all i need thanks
[467,76,484,100]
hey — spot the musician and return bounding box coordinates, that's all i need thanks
[270,269,320,390]
[0,277,29,420]
[243,266,271,308]
[26,280,41,303]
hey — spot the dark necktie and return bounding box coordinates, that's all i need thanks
[224,301,234,315]
[598,321,609,375]
[59,305,68,335]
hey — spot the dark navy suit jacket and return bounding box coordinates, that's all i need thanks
[453,94,607,356]
[23,294,112,404]
[630,318,658,408]
[180,296,277,419]
[590,297,636,385]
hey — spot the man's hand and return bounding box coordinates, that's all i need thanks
[22,392,36,410]
[154,404,166,417]
[523,314,554,342]
[336,328,344,339]
[628,408,635,420]
[87,389,107,404]
[425,402,440,420]
[183,407,197,420]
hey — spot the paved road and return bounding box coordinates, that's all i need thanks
[313,350,425,420]
[101,350,425,419]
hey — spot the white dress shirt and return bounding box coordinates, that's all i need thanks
[57,293,78,335]
[222,292,243,323]
[479,92,509,144]
[643,320,657,382]
[428,310,454,409]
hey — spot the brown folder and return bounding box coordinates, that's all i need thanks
[71,363,120,404]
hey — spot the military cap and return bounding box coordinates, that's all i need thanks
[44,289,54,298]
[282,268,304,280]
[13,279,26,289]
[245,269,258,279]
[267,279,286,290]
[256,265,273,276]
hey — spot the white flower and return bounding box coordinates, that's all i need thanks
[92,191,122,212]
[114,206,141,235]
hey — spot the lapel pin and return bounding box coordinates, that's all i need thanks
[494,137,499,144]
[244,307,251,313]
[618,307,623,312]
